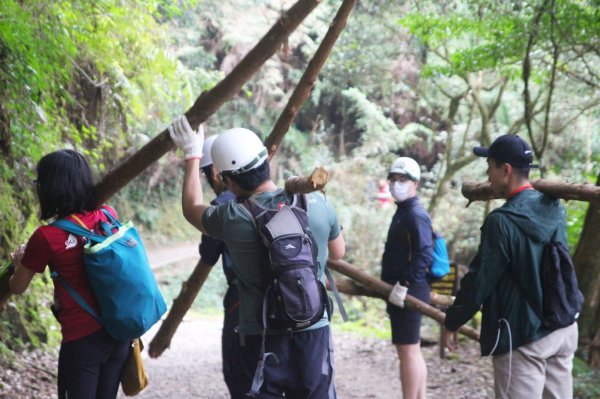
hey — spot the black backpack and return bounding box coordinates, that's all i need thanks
[242,193,332,331]
[540,240,584,329]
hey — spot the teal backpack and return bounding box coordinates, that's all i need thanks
[428,230,450,282]
[51,208,166,340]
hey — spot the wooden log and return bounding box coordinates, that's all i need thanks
[148,260,212,358]
[327,259,480,342]
[147,0,358,358]
[284,167,330,193]
[265,0,357,158]
[93,0,323,206]
[461,179,600,206]
[327,277,455,307]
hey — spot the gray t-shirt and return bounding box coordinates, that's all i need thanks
[203,189,341,335]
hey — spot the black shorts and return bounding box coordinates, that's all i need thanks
[230,326,335,398]
[386,281,431,345]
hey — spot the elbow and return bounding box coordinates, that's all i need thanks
[9,279,27,295]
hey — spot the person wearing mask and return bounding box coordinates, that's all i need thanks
[0,150,129,399]
[168,116,345,398]
[381,157,433,399]
[443,135,578,398]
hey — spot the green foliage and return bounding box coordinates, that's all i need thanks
[573,356,600,398]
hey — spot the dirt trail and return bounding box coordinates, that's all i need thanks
[1,242,495,398]
[115,316,493,399]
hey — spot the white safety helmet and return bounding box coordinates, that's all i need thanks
[211,128,268,174]
[199,135,218,168]
[389,157,421,181]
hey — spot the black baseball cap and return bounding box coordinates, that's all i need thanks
[473,135,537,168]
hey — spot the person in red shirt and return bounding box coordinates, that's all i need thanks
[1,150,129,399]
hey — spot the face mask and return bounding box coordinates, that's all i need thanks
[390,181,413,202]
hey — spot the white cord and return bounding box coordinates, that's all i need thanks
[488,318,512,398]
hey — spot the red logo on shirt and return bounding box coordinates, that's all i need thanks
[277,202,285,210]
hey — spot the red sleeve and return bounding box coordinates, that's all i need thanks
[20,228,53,273]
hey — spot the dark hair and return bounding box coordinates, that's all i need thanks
[222,160,270,192]
[491,158,530,179]
[36,150,97,220]
[201,165,217,191]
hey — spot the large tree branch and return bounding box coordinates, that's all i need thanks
[461,179,600,206]
[265,0,357,157]
[327,259,480,342]
[148,0,361,358]
[93,0,322,206]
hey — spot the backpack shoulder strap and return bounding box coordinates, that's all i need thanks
[324,267,349,322]
[51,219,105,243]
[51,271,101,322]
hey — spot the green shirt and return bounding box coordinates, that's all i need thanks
[203,189,341,335]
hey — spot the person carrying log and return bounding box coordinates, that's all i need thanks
[196,135,239,396]
[169,116,345,398]
[443,135,579,398]
[381,157,432,399]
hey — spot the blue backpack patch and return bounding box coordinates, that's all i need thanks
[428,231,450,282]
[51,208,166,340]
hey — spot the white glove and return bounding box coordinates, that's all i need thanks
[168,115,204,160]
[388,282,408,308]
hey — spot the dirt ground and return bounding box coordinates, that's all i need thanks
[0,244,495,398]
[1,315,494,399]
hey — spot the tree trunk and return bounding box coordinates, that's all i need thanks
[265,0,357,158]
[148,260,212,358]
[94,0,322,206]
[327,259,480,342]
[147,0,357,358]
[461,179,600,206]
[328,277,455,307]
[573,172,600,367]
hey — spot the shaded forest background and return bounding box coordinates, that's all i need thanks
[1,0,599,378]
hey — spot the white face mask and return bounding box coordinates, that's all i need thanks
[390,181,413,202]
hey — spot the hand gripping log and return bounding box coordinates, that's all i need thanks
[327,259,480,342]
[0,0,324,318]
[149,0,358,358]
[326,277,456,307]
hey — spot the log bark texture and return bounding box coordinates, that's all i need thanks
[461,179,600,206]
[328,277,455,307]
[265,0,357,158]
[572,172,600,367]
[147,0,359,358]
[327,259,480,342]
[148,260,212,358]
[94,0,322,206]
[284,167,330,193]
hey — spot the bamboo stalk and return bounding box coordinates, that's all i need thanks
[327,259,480,342]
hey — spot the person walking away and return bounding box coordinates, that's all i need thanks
[197,135,239,396]
[381,157,432,399]
[0,150,129,399]
[168,116,345,398]
[443,135,579,398]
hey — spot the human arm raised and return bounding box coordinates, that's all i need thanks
[169,115,209,233]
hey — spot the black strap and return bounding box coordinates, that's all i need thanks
[324,267,348,322]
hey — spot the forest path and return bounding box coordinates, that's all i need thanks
[116,316,494,399]
[1,243,494,398]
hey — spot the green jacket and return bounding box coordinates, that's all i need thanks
[444,189,567,355]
